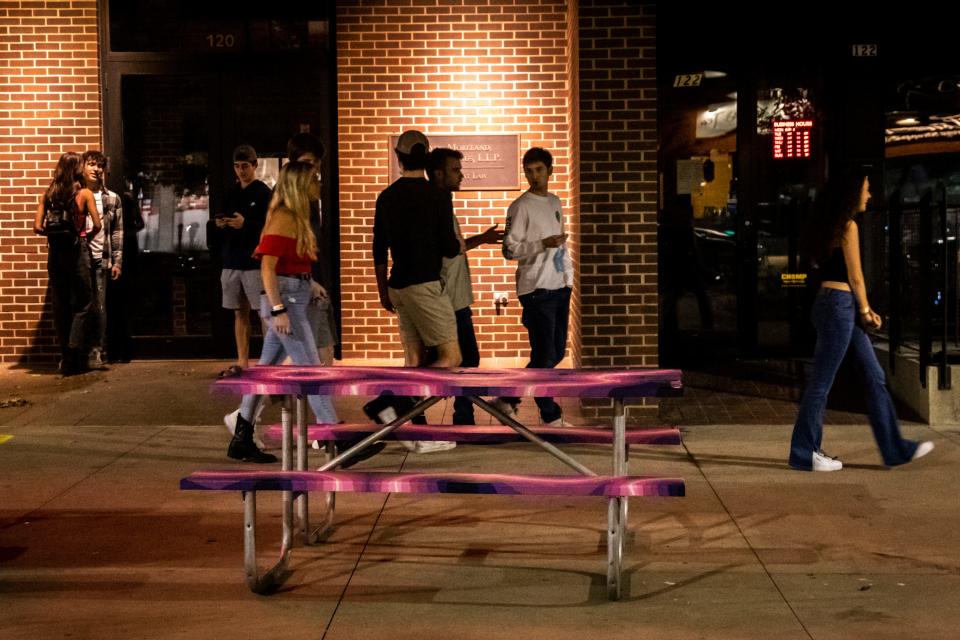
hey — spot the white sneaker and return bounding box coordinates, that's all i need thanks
[88,348,104,369]
[811,450,843,472]
[545,417,575,428]
[400,440,457,454]
[489,398,518,424]
[911,441,934,461]
[223,409,266,450]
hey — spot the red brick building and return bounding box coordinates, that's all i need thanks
[0,1,657,417]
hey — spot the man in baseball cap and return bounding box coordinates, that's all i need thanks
[371,130,463,453]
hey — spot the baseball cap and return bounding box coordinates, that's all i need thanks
[395,130,429,154]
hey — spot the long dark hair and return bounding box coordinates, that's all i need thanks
[800,167,869,265]
[44,152,81,207]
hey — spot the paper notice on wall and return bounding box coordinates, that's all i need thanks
[676,159,703,195]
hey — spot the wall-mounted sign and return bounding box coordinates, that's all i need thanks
[388,134,521,191]
[772,120,813,159]
[851,44,878,57]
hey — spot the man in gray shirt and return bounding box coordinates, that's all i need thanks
[426,147,502,424]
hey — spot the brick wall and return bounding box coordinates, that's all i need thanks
[578,1,657,418]
[336,0,578,364]
[0,0,101,364]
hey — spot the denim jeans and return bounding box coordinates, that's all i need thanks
[789,288,918,469]
[90,259,108,352]
[452,306,480,424]
[502,287,571,423]
[239,276,338,424]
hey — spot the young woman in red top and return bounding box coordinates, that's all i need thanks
[34,152,101,375]
[228,161,339,463]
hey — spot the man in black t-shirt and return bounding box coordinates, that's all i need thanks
[373,130,463,369]
[215,144,272,375]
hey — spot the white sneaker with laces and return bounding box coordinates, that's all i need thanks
[911,441,934,461]
[409,440,457,454]
[811,450,842,472]
[545,417,575,428]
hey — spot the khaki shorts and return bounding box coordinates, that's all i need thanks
[388,280,457,348]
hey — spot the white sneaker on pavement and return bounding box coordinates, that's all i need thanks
[911,441,934,461]
[405,440,457,454]
[811,450,842,472]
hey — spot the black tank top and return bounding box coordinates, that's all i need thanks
[820,246,848,283]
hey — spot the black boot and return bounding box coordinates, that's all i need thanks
[227,414,278,464]
[61,348,83,376]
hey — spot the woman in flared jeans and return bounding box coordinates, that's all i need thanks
[789,287,920,469]
[789,170,933,471]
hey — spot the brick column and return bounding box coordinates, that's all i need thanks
[0,0,101,364]
[577,1,658,419]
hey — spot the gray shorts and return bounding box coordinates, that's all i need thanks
[308,297,339,348]
[221,269,263,310]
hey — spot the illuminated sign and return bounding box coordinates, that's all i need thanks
[772,120,812,159]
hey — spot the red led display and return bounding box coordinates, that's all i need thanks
[772,120,813,159]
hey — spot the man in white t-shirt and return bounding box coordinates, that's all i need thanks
[491,147,573,427]
[82,151,123,369]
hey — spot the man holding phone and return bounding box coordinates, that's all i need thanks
[215,144,272,377]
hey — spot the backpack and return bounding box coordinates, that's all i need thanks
[42,198,77,238]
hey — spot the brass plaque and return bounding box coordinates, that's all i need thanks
[388,134,521,191]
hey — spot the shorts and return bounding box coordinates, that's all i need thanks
[221,269,263,310]
[388,280,457,348]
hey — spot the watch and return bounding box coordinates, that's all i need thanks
[270,304,287,317]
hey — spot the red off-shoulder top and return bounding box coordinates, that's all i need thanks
[253,234,313,276]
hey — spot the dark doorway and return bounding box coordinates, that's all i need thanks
[98,1,337,358]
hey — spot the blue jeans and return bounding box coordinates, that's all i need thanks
[452,306,480,424]
[502,287,571,423]
[239,277,338,424]
[789,288,918,469]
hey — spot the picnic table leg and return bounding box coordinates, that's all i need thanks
[243,489,292,594]
[280,396,294,548]
[613,397,629,524]
[607,397,627,600]
[292,394,335,544]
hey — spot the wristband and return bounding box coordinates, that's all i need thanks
[270,304,287,317]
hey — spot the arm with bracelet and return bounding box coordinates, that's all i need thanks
[841,220,882,330]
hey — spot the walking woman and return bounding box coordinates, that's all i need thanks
[227,161,338,463]
[34,152,101,376]
[790,169,933,471]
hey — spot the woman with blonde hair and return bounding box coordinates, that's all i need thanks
[790,168,933,471]
[227,161,338,463]
[34,152,101,375]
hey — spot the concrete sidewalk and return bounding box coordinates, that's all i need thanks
[0,361,958,639]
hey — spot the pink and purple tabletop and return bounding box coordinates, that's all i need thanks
[213,366,683,399]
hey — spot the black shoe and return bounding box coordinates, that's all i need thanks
[227,414,277,464]
[338,440,387,469]
[363,394,424,424]
[60,349,85,376]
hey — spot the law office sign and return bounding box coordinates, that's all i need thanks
[388,134,521,190]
